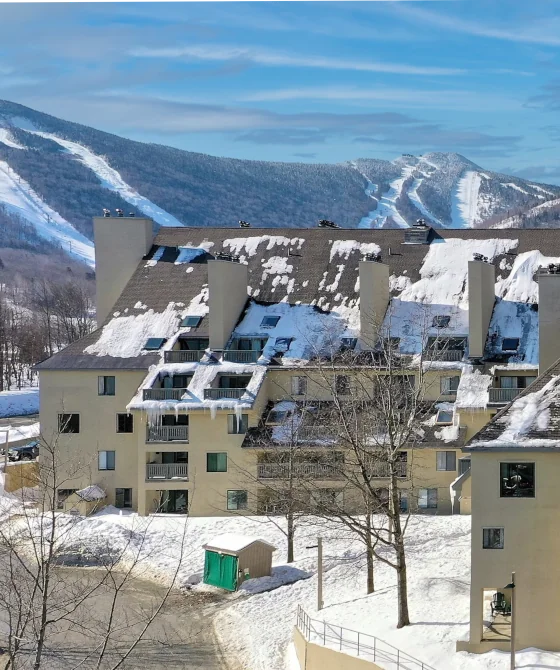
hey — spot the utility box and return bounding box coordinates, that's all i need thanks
[202,534,275,591]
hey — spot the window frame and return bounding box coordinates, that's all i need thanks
[260,315,281,328]
[502,337,520,352]
[98,375,116,396]
[116,413,134,434]
[500,462,535,498]
[483,527,504,550]
[207,452,228,473]
[143,337,167,351]
[115,488,132,509]
[227,490,248,510]
[418,488,438,509]
[181,315,203,328]
[291,375,308,396]
[98,450,116,471]
[58,413,80,434]
[440,376,460,395]
[334,374,350,395]
[227,414,249,434]
[436,451,457,472]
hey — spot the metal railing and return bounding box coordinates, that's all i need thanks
[489,387,522,404]
[425,349,464,362]
[296,425,336,441]
[223,350,261,363]
[367,461,407,478]
[204,388,246,400]
[146,463,189,480]
[143,388,189,401]
[146,425,189,442]
[296,606,437,670]
[164,350,204,363]
[257,462,343,480]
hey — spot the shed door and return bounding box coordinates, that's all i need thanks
[204,551,238,591]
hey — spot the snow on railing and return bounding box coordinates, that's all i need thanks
[296,606,438,670]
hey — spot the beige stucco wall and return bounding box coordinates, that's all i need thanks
[93,216,153,325]
[468,260,495,359]
[359,260,389,350]
[467,450,560,651]
[538,272,560,374]
[293,627,383,670]
[457,408,494,441]
[207,259,248,350]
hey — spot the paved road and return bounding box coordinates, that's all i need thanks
[1,568,228,670]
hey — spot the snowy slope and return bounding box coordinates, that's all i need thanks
[0,160,95,266]
[452,171,482,227]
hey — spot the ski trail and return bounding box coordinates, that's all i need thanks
[29,131,185,227]
[407,177,443,226]
[0,129,25,150]
[351,161,409,228]
[351,162,380,229]
[451,170,482,227]
[0,161,95,266]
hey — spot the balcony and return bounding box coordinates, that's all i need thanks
[204,388,247,400]
[146,463,189,480]
[425,349,464,362]
[143,388,189,401]
[223,350,261,363]
[146,425,189,442]
[296,426,336,441]
[257,462,343,480]
[489,387,522,404]
[367,461,407,478]
[164,350,204,363]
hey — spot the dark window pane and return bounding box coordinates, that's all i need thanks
[227,490,248,510]
[117,413,134,433]
[59,414,79,434]
[500,463,535,497]
[207,453,227,472]
[227,414,248,434]
[483,528,504,549]
[115,488,132,509]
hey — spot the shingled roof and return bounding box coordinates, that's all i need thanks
[466,358,560,451]
[35,226,560,371]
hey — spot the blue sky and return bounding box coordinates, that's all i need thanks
[1,1,560,182]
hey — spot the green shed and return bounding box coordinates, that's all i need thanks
[202,534,276,591]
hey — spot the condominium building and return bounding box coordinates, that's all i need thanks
[36,217,556,518]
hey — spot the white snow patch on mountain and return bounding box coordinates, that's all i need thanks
[27,131,185,227]
[407,177,443,226]
[452,171,482,227]
[0,129,25,150]
[368,167,412,229]
[0,161,95,266]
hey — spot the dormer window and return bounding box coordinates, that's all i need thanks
[181,315,202,328]
[502,338,519,352]
[275,337,292,352]
[261,316,281,328]
[143,337,167,351]
[432,315,450,329]
[435,409,454,425]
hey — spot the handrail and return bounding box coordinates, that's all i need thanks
[295,605,437,670]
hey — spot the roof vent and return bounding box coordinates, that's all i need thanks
[473,253,489,263]
[115,209,124,217]
[102,208,111,217]
[239,220,250,228]
[318,219,340,229]
[129,212,135,217]
[363,252,381,262]
[215,251,240,263]
[404,220,431,245]
[547,263,560,274]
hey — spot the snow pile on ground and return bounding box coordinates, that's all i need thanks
[0,421,40,444]
[0,389,39,418]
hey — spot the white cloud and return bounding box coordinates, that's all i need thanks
[130,44,466,76]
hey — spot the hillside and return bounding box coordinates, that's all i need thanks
[0,99,559,273]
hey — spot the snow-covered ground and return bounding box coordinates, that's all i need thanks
[29,131,185,227]
[0,388,39,418]
[3,505,558,670]
[0,160,95,266]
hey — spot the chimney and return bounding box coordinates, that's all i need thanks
[93,215,154,325]
[207,258,249,350]
[468,259,495,359]
[538,264,560,373]
[359,258,390,349]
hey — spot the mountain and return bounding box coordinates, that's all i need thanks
[0,99,559,271]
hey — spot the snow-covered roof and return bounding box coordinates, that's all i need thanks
[203,533,276,554]
[455,367,492,409]
[74,485,106,501]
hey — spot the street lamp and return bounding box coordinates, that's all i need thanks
[503,572,516,670]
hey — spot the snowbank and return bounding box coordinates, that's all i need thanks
[0,388,39,418]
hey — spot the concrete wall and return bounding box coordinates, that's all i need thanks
[467,450,560,651]
[238,543,273,579]
[93,216,153,325]
[358,261,389,350]
[538,271,560,374]
[293,627,383,670]
[207,260,248,350]
[468,261,495,359]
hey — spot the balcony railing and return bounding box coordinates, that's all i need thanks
[425,349,464,362]
[164,350,204,363]
[143,388,189,401]
[223,350,261,363]
[257,462,343,480]
[146,425,189,442]
[146,463,189,480]
[367,461,407,478]
[489,387,522,404]
[204,388,247,400]
[296,426,336,441]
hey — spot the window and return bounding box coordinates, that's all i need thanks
[162,415,188,426]
[399,491,408,513]
[291,376,308,396]
[483,528,504,549]
[227,414,248,434]
[179,337,209,351]
[261,315,281,328]
[419,488,438,509]
[162,374,192,389]
[143,337,167,351]
[207,452,228,472]
[115,488,132,509]
[181,315,202,328]
[340,337,357,352]
[500,376,537,389]
[436,451,456,471]
[500,462,535,498]
[502,338,519,352]
[98,450,115,470]
[98,375,115,396]
[57,489,77,510]
[159,490,187,514]
[117,413,133,434]
[227,490,248,510]
[459,458,471,475]
[275,337,292,352]
[312,489,344,510]
[440,376,460,395]
[335,375,350,395]
[432,315,451,328]
[436,409,454,425]
[58,413,79,434]
[219,375,251,389]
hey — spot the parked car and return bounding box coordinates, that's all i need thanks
[7,441,39,462]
